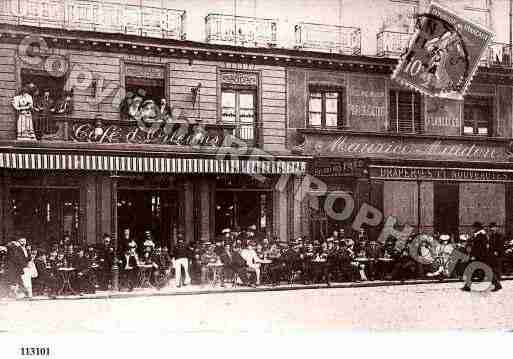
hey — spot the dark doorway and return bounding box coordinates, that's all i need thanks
[434,183,459,237]
[215,190,272,236]
[117,190,178,249]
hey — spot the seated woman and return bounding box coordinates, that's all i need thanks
[218,243,252,287]
[200,244,219,286]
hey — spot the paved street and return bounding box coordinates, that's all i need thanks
[1,281,512,333]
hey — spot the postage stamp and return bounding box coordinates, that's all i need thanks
[392,2,494,100]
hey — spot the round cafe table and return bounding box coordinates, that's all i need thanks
[259,259,273,284]
[207,262,224,286]
[58,267,76,296]
[137,264,154,288]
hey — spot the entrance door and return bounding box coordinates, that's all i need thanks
[434,183,459,237]
[117,190,178,249]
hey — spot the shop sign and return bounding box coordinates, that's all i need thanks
[125,64,165,79]
[370,165,513,182]
[72,122,225,147]
[303,133,511,163]
[220,71,258,87]
[424,97,461,135]
[310,159,366,177]
[348,75,386,131]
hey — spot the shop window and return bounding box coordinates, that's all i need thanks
[389,90,422,133]
[308,87,344,128]
[221,89,257,145]
[11,188,80,248]
[463,96,493,136]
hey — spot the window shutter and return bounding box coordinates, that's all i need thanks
[389,90,421,133]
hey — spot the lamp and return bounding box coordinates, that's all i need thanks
[191,82,202,108]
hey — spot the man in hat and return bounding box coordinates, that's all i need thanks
[34,88,55,138]
[97,234,115,291]
[487,222,504,291]
[240,241,263,285]
[171,236,192,288]
[462,222,493,291]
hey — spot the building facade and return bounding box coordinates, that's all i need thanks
[1,0,513,254]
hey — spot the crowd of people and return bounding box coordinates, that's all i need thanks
[1,222,512,299]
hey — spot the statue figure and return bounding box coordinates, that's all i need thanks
[12,84,36,141]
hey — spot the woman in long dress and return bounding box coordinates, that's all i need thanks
[12,86,36,140]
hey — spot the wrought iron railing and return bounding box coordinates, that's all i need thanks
[205,13,277,47]
[0,0,186,40]
[295,22,361,55]
[376,30,411,58]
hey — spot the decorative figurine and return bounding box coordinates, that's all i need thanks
[12,84,37,141]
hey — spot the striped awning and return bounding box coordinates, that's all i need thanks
[0,152,307,175]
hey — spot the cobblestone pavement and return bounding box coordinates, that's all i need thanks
[1,281,512,333]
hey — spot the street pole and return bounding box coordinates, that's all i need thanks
[111,173,119,291]
[509,0,512,64]
[417,179,421,233]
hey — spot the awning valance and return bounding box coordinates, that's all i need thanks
[0,152,307,175]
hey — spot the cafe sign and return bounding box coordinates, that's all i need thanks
[370,165,513,183]
[302,133,512,162]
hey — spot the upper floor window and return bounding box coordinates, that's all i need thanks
[221,89,257,145]
[121,64,166,121]
[389,90,422,133]
[219,70,259,146]
[463,96,493,136]
[308,87,344,128]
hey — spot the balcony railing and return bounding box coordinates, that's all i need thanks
[205,13,277,48]
[376,30,411,58]
[0,0,186,40]
[295,22,361,55]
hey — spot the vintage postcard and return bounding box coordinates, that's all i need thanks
[0,1,512,358]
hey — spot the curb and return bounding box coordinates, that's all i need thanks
[11,276,512,302]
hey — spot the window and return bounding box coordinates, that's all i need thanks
[221,89,257,144]
[389,90,422,133]
[125,77,165,105]
[463,96,493,136]
[308,88,343,128]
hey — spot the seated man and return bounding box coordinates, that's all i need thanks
[72,248,95,294]
[120,246,139,291]
[33,251,58,298]
[200,244,219,286]
[154,246,173,289]
[218,243,252,287]
[240,241,263,285]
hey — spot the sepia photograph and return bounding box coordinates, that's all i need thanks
[0,0,512,356]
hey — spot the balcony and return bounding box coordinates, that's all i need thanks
[295,22,361,55]
[376,30,411,58]
[205,13,277,48]
[0,0,186,40]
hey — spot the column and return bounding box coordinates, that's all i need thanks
[183,179,195,243]
[100,176,112,237]
[82,175,97,245]
[199,178,213,243]
[292,175,304,239]
[110,175,119,291]
[273,180,288,242]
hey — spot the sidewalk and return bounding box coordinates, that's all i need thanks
[11,275,512,301]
